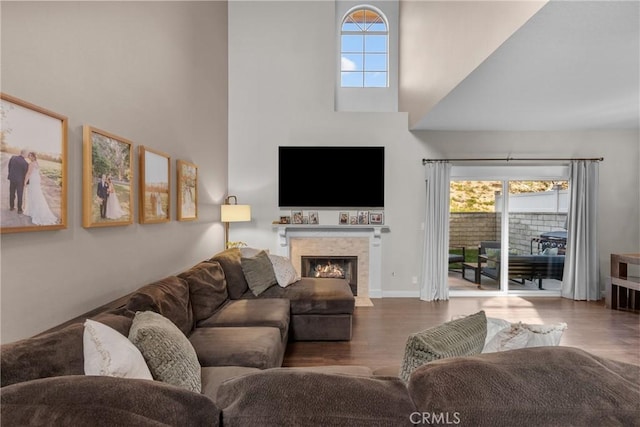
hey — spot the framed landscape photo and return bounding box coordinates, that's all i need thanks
[139,146,170,224]
[177,160,197,221]
[369,211,384,225]
[82,126,133,228]
[1,93,68,233]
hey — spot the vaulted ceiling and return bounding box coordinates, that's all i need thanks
[410,0,639,131]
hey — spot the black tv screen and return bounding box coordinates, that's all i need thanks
[278,146,384,208]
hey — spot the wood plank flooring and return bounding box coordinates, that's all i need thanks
[283,297,640,370]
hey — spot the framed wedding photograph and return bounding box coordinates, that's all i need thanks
[291,210,303,224]
[139,146,170,224]
[357,210,369,225]
[369,211,384,225]
[177,160,197,221]
[82,126,133,228]
[308,211,319,224]
[339,211,349,225]
[1,93,68,233]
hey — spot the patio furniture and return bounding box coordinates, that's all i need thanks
[448,247,465,268]
[476,241,565,289]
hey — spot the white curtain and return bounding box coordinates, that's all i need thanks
[420,161,451,301]
[562,160,600,300]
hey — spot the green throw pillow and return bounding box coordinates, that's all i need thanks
[399,310,487,383]
[128,311,201,393]
[241,250,278,296]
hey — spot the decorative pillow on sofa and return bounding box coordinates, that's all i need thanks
[268,254,300,287]
[128,311,201,393]
[399,310,487,383]
[178,261,228,321]
[83,319,152,380]
[482,320,568,353]
[241,250,278,296]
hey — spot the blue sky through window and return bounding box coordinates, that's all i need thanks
[340,7,388,88]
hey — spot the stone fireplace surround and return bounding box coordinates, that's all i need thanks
[275,225,388,298]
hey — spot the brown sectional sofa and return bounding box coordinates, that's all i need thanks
[2,248,640,426]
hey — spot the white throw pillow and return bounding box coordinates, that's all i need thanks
[518,321,568,347]
[484,317,512,349]
[268,254,301,287]
[83,319,153,380]
[482,321,568,353]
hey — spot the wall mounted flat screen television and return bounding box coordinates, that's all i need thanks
[278,146,384,208]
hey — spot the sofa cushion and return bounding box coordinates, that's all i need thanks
[201,366,261,403]
[126,276,194,336]
[209,248,249,299]
[241,277,355,315]
[197,299,290,340]
[399,310,487,382]
[189,326,285,369]
[216,369,416,426]
[0,313,132,387]
[408,346,640,426]
[0,375,220,427]
[178,261,228,322]
[83,319,152,380]
[128,311,201,393]
[241,250,278,296]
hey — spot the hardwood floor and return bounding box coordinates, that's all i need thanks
[283,297,640,369]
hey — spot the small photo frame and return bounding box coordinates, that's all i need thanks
[177,160,197,221]
[139,146,170,224]
[308,211,319,224]
[349,215,358,225]
[339,212,349,225]
[291,210,303,224]
[369,211,384,225]
[1,93,68,233]
[302,215,309,224]
[357,210,369,225]
[280,216,290,224]
[82,126,134,228]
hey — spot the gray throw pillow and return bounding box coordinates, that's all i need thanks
[399,310,487,383]
[241,250,278,296]
[128,311,201,393]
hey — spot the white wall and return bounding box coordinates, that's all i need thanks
[228,2,640,297]
[1,1,229,343]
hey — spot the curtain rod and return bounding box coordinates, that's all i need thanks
[421,157,604,165]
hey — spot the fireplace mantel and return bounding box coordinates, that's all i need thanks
[273,224,389,298]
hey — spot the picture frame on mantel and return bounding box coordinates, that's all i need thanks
[82,126,134,228]
[139,146,170,224]
[369,211,384,225]
[176,159,197,221]
[357,210,369,225]
[339,212,349,225]
[1,93,68,234]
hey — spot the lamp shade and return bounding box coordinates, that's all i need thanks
[221,204,251,222]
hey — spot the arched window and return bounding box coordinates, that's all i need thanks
[340,6,388,88]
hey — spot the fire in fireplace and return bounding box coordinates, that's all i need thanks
[301,256,357,296]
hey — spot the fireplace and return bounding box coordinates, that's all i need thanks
[301,256,358,296]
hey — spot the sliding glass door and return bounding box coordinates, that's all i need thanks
[448,166,569,296]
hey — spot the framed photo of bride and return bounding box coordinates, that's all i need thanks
[139,146,170,224]
[1,93,68,234]
[176,160,197,221]
[82,126,134,228]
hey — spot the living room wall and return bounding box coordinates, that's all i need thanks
[0,1,229,343]
[227,1,640,296]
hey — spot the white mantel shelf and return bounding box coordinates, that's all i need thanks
[273,224,390,298]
